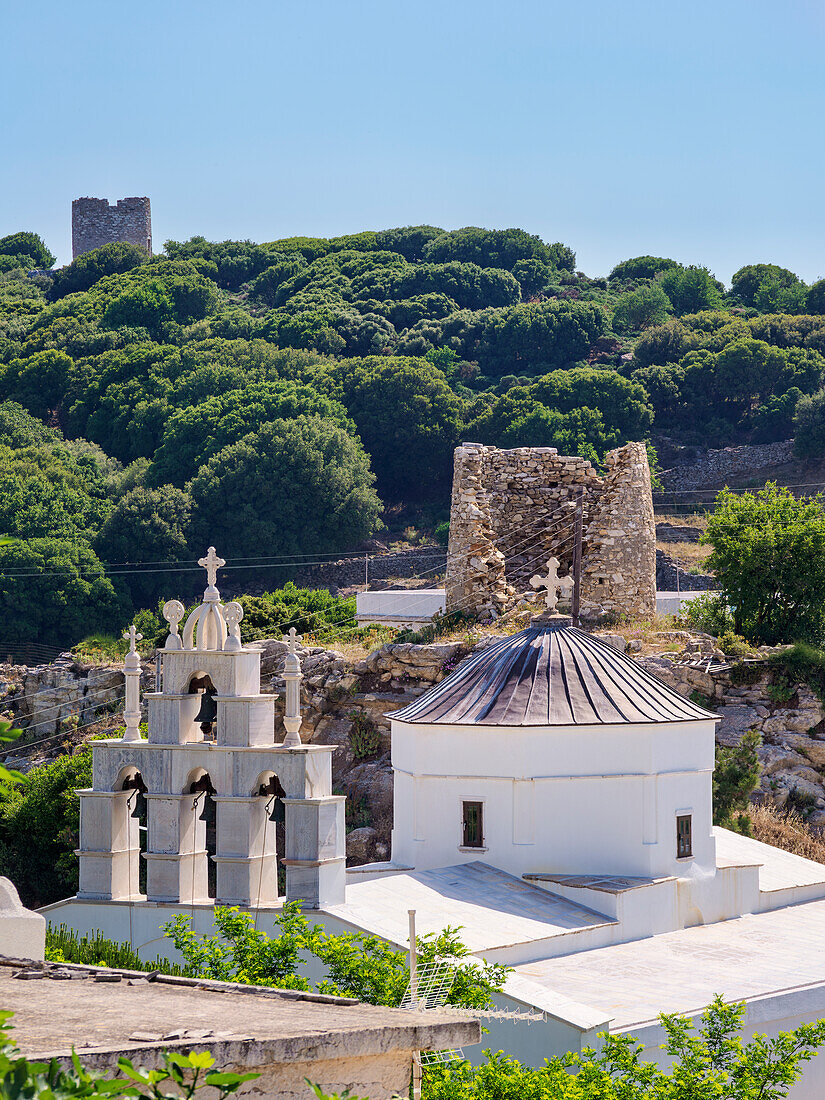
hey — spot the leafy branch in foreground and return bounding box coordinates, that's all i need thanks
[0,1010,258,1100]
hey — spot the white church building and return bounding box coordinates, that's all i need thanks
[43,552,825,1095]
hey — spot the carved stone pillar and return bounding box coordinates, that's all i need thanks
[213,796,277,905]
[76,789,141,900]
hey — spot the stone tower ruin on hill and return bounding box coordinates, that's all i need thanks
[445,440,657,620]
[71,196,152,259]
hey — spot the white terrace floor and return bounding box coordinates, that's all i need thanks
[515,895,825,1029]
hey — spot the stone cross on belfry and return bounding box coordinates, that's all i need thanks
[121,625,143,742]
[124,624,142,654]
[530,557,574,612]
[199,546,225,592]
[283,626,303,654]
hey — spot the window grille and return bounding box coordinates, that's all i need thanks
[676,814,693,859]
[462,801,484,848]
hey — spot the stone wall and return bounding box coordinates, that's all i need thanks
[445,441,657,619]
[659,439,794,491]
[71,197,152,259]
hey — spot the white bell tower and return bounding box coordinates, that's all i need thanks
[75,548,346,910]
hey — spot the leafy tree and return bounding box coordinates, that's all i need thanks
[94,485,191,606]
[0,349,72,418]
[50,241,148,299]
[147,380,354,487]
[754,274,808,314]
[0,231,55,268]
[608,255,680,282]
[248,254,308,306]
[186,415,381,558]
[704,484,825,644]
[422,226,575,272]
[714,730,762,834]
[0,398,62,448]
[423,997,825,1100]
[731,263,802,307]
[401,300,607,376]
[467,368,653,457]
[794,388,825,460]
[511,257,553,298]
[0,538,127,649]
[659,265,724,315]
[0,746,93,906]
[0,439,111,539]
[327,356,463,500]
[632,317,693,368]
[164,903,507,1009]
[806,279,825,316]
[752,387,803,443]
[611,282,672,333]
[164,236,277,289]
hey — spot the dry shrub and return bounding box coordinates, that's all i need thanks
[750,802,825,864]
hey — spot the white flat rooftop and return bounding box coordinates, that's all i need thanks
[324,862,613,954]
[514,895,825,1029]
[714,826,825,894]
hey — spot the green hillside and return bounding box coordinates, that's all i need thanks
[2,224,825,646]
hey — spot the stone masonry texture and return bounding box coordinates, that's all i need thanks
[72,197,152,259]
[445,441,657,619]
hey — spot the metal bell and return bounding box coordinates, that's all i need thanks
[193,686,218,728]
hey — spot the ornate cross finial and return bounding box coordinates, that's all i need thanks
[530,557,574,612]
[123,624,143,653]
[223,601,244,652]
[283,626,302,655]
[199,546,225,590]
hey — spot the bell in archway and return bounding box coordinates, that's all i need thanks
[193,685,218,739]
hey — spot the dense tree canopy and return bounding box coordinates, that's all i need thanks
[0,231,55,269]
[326,356,463,500]
[49,242,149,299]
[3,219,825,647]
[187,416,382,559]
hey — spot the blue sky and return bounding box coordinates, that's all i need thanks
[3,0,825,282]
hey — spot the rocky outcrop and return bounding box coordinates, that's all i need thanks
[1,656,129,737]
[656,549,716,592]
[639,641,825,824]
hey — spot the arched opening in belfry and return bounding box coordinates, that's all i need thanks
[186,768,217,899]
[115,766,147,897]
[188,673,217,741]
[256,772,287,898]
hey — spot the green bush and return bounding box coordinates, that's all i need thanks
[420,999,825,1100]
[713,730,761,834]
[705,484,825,645]
[680,592,733,636]
[46,924,186,974]
[0,746,96,907]
[237,584,356,641]
[347,712,381,759]
[164,903,506,1008]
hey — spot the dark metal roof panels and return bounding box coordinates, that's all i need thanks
[388,626,718,727]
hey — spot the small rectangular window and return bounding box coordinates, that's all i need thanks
[462,801,484,849]
[677,814,693,859]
